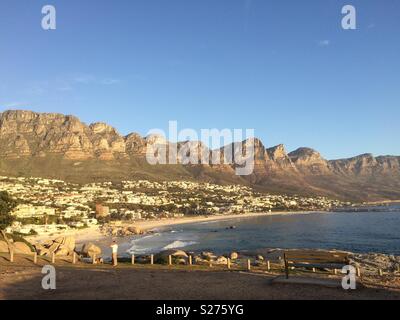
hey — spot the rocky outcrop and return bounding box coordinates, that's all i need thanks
[289,148,330,174]
[80,242,102,258]
[154,249,189,264]
[0,240,8,253]
[11,242,33,254]
[34,236,76,256]
[102,225,145,237]
[329,154,400,176]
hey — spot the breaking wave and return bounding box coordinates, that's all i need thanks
[162,240,197,250]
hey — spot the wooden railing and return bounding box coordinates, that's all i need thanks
[2,250,398,278]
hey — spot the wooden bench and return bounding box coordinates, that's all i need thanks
[283,250,349,279]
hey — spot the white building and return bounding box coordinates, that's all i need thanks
[12,205,56,218]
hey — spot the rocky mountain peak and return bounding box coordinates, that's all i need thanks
[266,144,288,161]
[89,122,118,135]
[289,147,325,164]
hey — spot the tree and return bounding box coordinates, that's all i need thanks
[0,191,17,230]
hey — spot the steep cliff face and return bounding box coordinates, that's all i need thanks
[0,110,141,160]
[0,110,399,201]
[288,147,330,174]
[0,110,93,160]
[328,153,400,176]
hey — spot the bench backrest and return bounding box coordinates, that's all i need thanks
[284,250,349,265]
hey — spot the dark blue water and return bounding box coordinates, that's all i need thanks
[128,206,400,256]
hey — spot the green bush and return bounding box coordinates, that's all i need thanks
[0,191,17,230]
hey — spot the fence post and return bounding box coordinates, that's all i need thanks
[267,261,271,272]
[247,259,251,271]
[284,253,289,279]
[150,254,154,265]
[51,252,55,264]
[72,252,77,264]
[227,258,231,270]
[33,252,37,264]
[312,268,316,273]
[10,249,14,263]
[131,254,135,265]
[92,254,96,265]
[168,255,172,266]
[189,256,192,266]
[356,267,361,277]
[334,269,338,275]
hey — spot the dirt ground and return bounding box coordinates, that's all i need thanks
[1,254,400,300]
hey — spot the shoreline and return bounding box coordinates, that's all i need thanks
[26,210,323,245]
[132,210,321,232]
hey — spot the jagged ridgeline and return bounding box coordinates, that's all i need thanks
[0,110,399,202]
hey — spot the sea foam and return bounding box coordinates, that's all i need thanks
[162,240,197,250]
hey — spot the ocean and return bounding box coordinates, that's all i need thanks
[126,205,400,256]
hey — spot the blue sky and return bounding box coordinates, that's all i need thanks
[0,0,399,159]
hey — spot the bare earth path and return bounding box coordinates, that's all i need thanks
[1,259,400,300]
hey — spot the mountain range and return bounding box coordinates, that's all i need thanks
[0,110,399,202]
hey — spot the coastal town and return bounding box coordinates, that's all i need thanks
[0,176,349,236]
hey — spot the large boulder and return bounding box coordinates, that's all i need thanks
[128,226,144,235]
[230,252,239,260]
[0,240,9,253]
[12,242,32,254]
[55,245,71,256]
[155,249,188,264]
[35,236,76,256]
[216,256,228,265]
[63,237,76,252]
[81,243,102,258]
[47,242,61,255]
[35,244,49,256]
[54,236,75,251]
[201,251,217,261]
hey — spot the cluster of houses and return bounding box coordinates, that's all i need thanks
[0,176,349,236]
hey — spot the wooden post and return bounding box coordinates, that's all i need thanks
[227,258,231,270]
[92,254,96,265]
[312,268,316,273]
[131,254,135,265]
[51,252,55,264]
[168,255,172,266]
[33,252,37,264]
[72,252,77,264]
[356,267,361,277]
[247,259,251,271]
[189,256,192,266]
[150,254,154,265]
[334,269,338,275]
[379,269,383,276]
[10,249,14,263]
[284,253,289,279]
[267,261,271,272]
